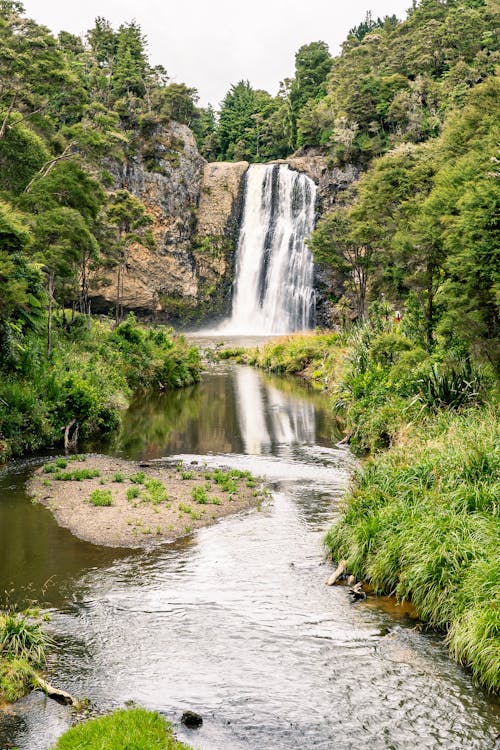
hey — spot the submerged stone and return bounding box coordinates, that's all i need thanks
[181,710,203,728]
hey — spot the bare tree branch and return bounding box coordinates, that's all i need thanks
[23,143,75,193]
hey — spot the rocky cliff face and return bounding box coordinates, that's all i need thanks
[90,123,249,326]
[191,161,249,325]
[90,121,206,319]
[282,155,359,214]
[275,152,360,329]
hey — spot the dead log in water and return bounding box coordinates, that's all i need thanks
[326,559,347,586]
[35,676,78,707]
[348,581,367,602]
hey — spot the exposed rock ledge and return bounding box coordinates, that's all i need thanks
[188,161,250,325]
[196,161,249,239]
[273,154,360,212]
[89,128,249,325]
[90,121,206,317]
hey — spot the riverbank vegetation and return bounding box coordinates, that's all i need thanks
[52,708,192,750]
[0,315,200,462]
[0,2,210,461]
[326,406,499,693]
[217,2,499,692]
[0,605,52,704]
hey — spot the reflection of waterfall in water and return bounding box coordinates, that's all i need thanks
[233,368,271,454]
[221,164,316,335]
[234,367,315,454]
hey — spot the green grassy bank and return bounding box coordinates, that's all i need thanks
[0,607,51,704]
[223,326,499,693]
[52,708,192,750]
[326,408,499,693]
[0,314,200,463]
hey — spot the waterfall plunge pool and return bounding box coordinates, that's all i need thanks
[0,362,498,749]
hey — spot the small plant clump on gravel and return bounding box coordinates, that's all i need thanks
[89,489,113,507]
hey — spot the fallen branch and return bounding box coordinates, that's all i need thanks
[35,676,78,707]
[336,431,353,446]
[326,559,347,586]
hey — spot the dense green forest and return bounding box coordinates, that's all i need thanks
[0,0,206,461]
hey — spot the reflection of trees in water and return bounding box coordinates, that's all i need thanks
[0,468,129,608]
[111,375,244,459]
[102,366,341,460]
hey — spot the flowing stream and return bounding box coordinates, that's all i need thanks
[0,361,498,749]
[220,164,316,335]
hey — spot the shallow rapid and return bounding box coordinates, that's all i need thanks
[0,363,498,749]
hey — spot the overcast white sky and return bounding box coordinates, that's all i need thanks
[22,0,412,107]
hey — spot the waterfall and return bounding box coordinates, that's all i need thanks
[222,164,317,335]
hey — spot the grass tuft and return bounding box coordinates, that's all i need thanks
[191,486,208,504]
[52,707,193,750]
[130,472,146,484]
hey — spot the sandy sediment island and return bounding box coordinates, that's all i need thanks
[28,454,267,547]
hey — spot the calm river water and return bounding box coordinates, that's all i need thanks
[0,361,498,749]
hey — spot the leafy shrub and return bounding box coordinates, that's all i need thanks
[126,486,140,501]
[216,347,246,360]
[369,332,413,367]
[89,489,112,507]
[130,472,146,484]
[143,478,167,504]
[211,470,238,493]
[417,360,484,410]
[191,486,208,504]
[53,469,100,481]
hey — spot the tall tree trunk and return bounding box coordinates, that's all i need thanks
[47,270,54,356]
[79,251,91,320]
[116,261,124,324]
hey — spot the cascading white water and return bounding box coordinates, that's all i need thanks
[221,164,317,335]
